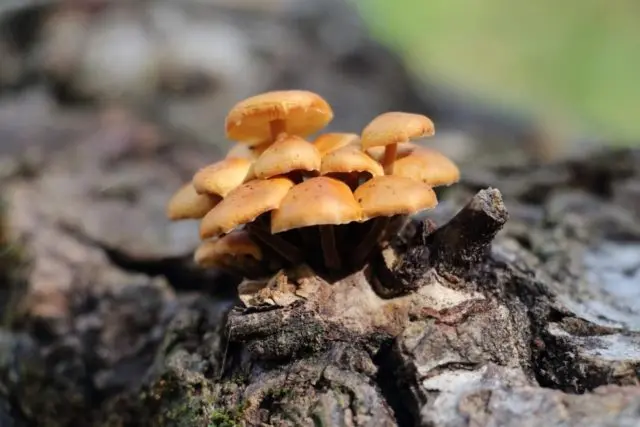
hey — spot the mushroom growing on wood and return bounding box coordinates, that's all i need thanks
[271,176,362,271]
[194,230,267,278]
[192,157,253,197]
[351,175,438,267]
[320,144,383,189]
[252,134,322,182]
[361,112,435,175]
[199,177,301,263]
[367,143,460,187]
[166,183,220,220]
[225,90,334,146]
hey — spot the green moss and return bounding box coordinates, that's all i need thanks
[133,371,249,427]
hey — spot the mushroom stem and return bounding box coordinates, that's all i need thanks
[319,225,341,271]
[269,119,286,141]
[382,143,398,175]
[246,223,303,265]
[350,216,391,268]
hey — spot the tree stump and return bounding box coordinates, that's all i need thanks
[0,112,639,427]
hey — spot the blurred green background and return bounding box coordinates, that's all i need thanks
[357,0,640,143]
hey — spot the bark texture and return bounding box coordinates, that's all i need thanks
[0,3,639,427]
[0,111,639,427]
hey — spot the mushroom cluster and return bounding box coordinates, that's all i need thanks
[166,90,460,283]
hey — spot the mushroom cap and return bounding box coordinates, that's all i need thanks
[361,112,435,149]
[393,147,460,186]
[225,90,334,145]
[253,134,322,179]
[166,183,220,220]
[192,157,252,197]
[271,176,362,233]
[200,177,294,238]
[354,175,438,219]
[320,144,384,177]
[313,132,359,156]
[194,230,262,268]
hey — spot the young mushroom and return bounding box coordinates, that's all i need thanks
[351,175,438,267]
[192,157,253,197]
[199,177,302,263]
[225,90,334,146]
[313,132,360,156]
[252,134,322,182]
[361,112,435,175]
[393,147,460,187]
[271,176,363,271]
[166,183,220,221]
[320,144,383,189]
[367,143,460,187]
[194,230,267,279]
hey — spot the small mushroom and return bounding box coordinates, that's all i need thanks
[351,175,438,267]
[194,230,266,278]
[272,176,362,271]
[392,147,460,187]
[166,183,220,220]
[313,132,360,156]
[192,157,253,197]
[200,177,294,238]
[367,143,460,187]
[361,112,435,175]
[252,134,322,181]
[320,144,383,189]
[199,177,302,263]
[225,90,334,145]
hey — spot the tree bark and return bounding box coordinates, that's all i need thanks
[0,110,639,427]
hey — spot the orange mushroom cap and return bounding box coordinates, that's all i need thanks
[166,183,220,220]
[360,112,435,150]
[252,134,322,179]
[194,230,263,268]
[199,177,294,238]
[320,144,383,177]
[225,90,334,145]
[271,176,363,233]
[192,157,253,197]
[393,147,460,187]
[354,175,438,220]
[313,132,359,156]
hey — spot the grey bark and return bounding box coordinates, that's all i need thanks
[0,2,639,427]
[0,109,639,426]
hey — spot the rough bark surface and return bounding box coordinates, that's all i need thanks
[0,110,639,427]
[0,3,639,427]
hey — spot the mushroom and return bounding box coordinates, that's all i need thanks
[350,175,438,267]
[360,112,435,175]
[367,143,460,187]
[199,177,302,263]
[166,183,220,220]
[392,147,460,187]
[320,144,383,189]
[225,90,334,146]
[194,230,266,278]
[271,176,362,271]
[313,132,360,156]
[251,134,322,182]
[192,157,253,197]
